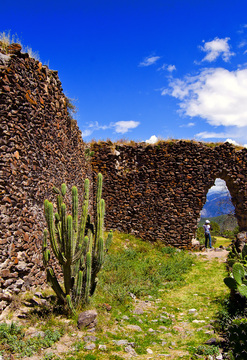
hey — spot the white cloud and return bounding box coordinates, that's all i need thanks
[139,56,161,67]
[239,40,247,48]
[195,129,247,146]
[167,64,176,72]
[113,120,140,134]
[165,67,247,127]
[179,122,195,128]
[88,121,109,130]
[200,37,235,62]
[225,138,240,146]
[209,178,229,195]
[158,64,176,72]
[81,129,93,137]
[81,120,140,137]
[195,131,229,139]
[146,135,158,144]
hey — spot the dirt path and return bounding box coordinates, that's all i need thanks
[193,247,229,262]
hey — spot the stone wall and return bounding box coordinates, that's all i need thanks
[1,43,247,304]
[0,43,88,298]
[91,140,247,248]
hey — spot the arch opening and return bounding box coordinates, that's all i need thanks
[197,178,238,246]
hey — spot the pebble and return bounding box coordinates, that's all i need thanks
[188,308,197,314]
[83,335,97,342]
[125,345,137,356]
[126,324,143,332]
[98,344,107,350]
[192,320,206,323]
[84,343,96,350]
[113,340,129,346]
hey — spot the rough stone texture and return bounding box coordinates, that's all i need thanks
[77,309,98,329]
[91,140,247,248]
[1,42,247,298]
[0,44,88,294]
[234,231,247,252]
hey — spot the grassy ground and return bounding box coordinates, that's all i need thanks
[214,236,232,248]
[0,232,229,359]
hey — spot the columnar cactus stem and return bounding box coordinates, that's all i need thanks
[42,174,112,312]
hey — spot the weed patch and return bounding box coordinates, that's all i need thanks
[0,322,61,358]
[95,232,194,307]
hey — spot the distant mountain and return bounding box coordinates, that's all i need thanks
[201,192,235,218]
[199,214,238,232]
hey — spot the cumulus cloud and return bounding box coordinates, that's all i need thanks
[164,67,247,127]
[139,56,161,67]
[199,37,235,62]
[225,138,241,146]
[146,135,158,144]
[209,178,229,195]
[195,129,247,146]
[112,120,140,134]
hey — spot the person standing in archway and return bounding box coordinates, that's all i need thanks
[203,220,212,249]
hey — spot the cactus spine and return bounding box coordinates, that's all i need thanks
[43,173,113,313]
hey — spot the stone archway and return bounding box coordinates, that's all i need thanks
[91,141,247,248]
[200,178,235,219]
[216,170,247,232]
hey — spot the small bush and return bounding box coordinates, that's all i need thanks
[0,322,61,357]
[83,355,97,360]
[190,344,219,358]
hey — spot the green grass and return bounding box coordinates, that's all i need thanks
[0,322,62,358]
[0,231,230,359]
[93,232,194,308]
[214,235,232,248]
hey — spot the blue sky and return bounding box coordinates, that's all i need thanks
[2,0,247,146]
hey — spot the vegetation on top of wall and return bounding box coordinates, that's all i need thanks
[204,141,245,150]
[0,31,39,60]
[88,138,233,149]
[88,138,247,152]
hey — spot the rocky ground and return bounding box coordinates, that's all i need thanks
[0,247,229,360]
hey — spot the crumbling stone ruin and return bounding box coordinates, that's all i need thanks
[91,140,247,247]
[0,43,88,298]
[1,43,247,299]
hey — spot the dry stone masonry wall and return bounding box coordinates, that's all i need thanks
[1,43,247,302]
[0,43,88,298]
[91,141,247,248]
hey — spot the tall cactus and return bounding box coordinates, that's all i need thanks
[43,173,113,313]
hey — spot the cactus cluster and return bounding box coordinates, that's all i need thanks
[224,263,247,298]
[43,173,112,313]
[227,318,247,359]
[228,244,247,269]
